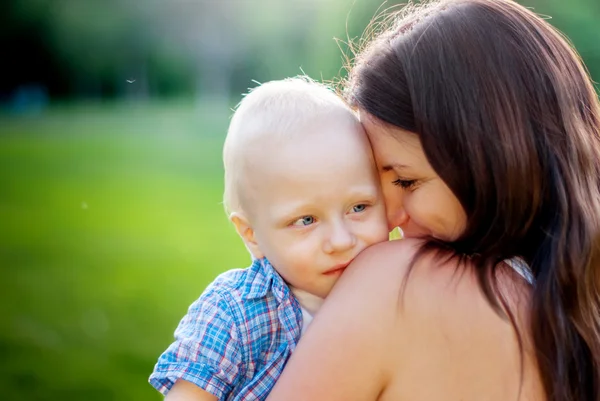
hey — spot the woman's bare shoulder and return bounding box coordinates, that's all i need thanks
[306,239,423,340]
[338,238,483,308]
[265,240,427,401]
[320,238,497,359]
[338,240,536,401]
[267,240,538,401]
[320,239,426,320]
[344,239,515,331]
[337,238,422,289]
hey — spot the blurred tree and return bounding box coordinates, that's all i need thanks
[0,0,597,101]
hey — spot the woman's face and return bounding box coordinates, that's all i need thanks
[360,112,467,241]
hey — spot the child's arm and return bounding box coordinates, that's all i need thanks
[165,379,218,401]
[150,288,244,400]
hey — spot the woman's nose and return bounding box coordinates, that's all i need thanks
[387,206,409,232]
[382,182,409,232]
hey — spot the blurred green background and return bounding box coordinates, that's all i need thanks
[1,0,598,400]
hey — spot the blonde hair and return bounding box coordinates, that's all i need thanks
[222,76,357,216]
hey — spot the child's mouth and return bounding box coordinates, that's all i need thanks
[323,262,351,275]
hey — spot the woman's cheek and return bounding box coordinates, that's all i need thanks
[404,194,435,234]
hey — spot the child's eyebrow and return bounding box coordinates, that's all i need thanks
[275,187,380,221]
[344,186,380,199]
[274,203,314,224]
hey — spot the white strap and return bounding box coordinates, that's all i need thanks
[504,257,534,284]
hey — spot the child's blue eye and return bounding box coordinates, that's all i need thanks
[351,204,367,213]
[292,216,315,226]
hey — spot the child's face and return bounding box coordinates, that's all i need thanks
[245,115,389,298]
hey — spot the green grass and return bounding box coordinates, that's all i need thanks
[0,101,250,400]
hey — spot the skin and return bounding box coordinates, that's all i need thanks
[360,114,467,240]
[165,112,389,400]
[232,113,389,298]
[265,113,546,401]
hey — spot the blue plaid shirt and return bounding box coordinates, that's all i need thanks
[149,258,303,400]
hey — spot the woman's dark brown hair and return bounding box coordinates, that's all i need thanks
[346,0,600,399]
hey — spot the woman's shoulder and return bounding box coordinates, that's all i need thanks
[335,239,537,401]
[341,239,485,309]
[342,239,525,325]
[266,239,539,401]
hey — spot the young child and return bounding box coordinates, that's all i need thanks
[149,77,389,400]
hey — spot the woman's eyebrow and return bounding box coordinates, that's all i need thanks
[382,163,410,172]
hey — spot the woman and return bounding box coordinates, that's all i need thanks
[267,0,600,400]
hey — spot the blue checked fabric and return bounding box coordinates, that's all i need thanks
[149,258,303,400]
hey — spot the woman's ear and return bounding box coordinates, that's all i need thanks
[230,212,264,259]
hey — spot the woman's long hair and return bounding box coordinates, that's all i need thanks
[345,1,600,399]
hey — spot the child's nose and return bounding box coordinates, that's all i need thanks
[324,223,356,254]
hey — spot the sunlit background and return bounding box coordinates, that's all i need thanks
[1,0,599,400]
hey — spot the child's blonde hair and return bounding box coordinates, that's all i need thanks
[222,76,358,216]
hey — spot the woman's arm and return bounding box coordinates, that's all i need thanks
[266,239,422,401]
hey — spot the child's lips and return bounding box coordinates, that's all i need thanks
[323,262,351,275]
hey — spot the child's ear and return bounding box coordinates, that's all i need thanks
[230,212,264,259]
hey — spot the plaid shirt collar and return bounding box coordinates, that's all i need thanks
[242,257,291,303]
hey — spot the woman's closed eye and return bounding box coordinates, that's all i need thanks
[291,216,316,226]
[392,178,418,190]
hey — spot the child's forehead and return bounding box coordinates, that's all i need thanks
[247,151,380,223]
[246,124,376,190]
[228,102,374,216]
[231,108,362,159]
[263,115,367,158]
